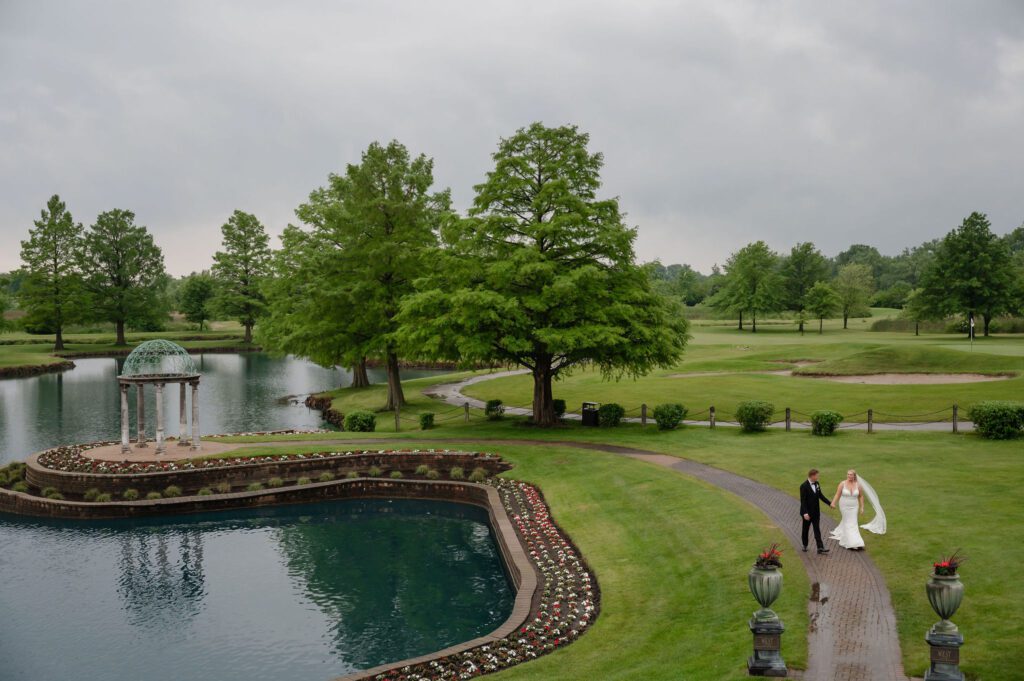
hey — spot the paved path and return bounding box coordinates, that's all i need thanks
[426,370,972,432]
[210,435,908,681]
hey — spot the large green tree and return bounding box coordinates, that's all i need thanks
[781,242,829,333]
[19,195,84,349]
[80,209,167,345]
[803,281,841,334]
[834,263,874,329]
[710,241,783,332]
[212,210,271,343]
[400,122,688,426]
[178,272,217,331]
[918,212,1015,336]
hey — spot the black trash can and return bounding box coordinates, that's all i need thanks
[581,401,600,427]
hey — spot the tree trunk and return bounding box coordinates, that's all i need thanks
[243,322,253,344]
[531,362,556,427]
[383,350,405,410]
[350,357,370,388]
[915,321,919,336]
[752,311,757,333]
[115,320,126,346]
[819,317,824,334]
[798,320,804,334]
[738,311,743,330]
[54,327,65,352]
[843,311,849,329]
[983,314,991,337]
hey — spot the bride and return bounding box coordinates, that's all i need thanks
[829,469,886,550]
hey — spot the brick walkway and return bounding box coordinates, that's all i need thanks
[275,436,908,681]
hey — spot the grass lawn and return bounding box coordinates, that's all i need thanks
[223,440,809,680]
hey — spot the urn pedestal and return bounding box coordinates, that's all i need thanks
[924,572,965,681]
[747,566,787,677]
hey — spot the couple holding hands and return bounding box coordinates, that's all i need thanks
[799,468,886,554]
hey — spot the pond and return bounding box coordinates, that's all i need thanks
[0,498,515,681]
[0,354,451,464]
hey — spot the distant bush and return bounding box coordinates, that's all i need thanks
[653,403,687,430]
[969,401,1024,439]
[318,472,335,483]
[122,488,140,501]
[598,403,625,427]
[216,482,233,494]
[145,491,162,500]
[345,471,359,479]
[44,490,65,500]
[415,464,430,476]
[246,482,264,492]
[12,481,29,493]
[426,469,440,480]
[449,466,465,480]
[197,488,214,496]
[266,477,285,488]
[811,410,843,436]
[390,470,404,479]
[368,465,384,477]
[163,485,183,498]
[553,399,567,419]
[735,400,775,432]
[94,492,112,502]
[419,413,435,430]
[83,488,102,501]
[485,400,505,420]
[468,467,487,483]
[344,410,377,432]
[297,477,312,486]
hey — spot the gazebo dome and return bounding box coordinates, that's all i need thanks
[120,339,199,378]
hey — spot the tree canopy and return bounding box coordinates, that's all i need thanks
[710,241,783,332]
[781,242,829,332]
[834,263,874,329]
[803,281,841,334]
[212,210,271,343]
[179,272,216,331]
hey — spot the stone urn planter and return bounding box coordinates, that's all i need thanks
[748,565,783,622]
[926,572,964,635]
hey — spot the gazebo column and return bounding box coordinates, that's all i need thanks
[136,384,146,447]
[178,383,189,446]
[120,384,130,455]
[190,381,201,451]
[155,382,166,454]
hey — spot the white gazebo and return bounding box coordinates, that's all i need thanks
[117,339,202,455]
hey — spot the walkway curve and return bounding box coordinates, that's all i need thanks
[426,370,972,432]
[239,435,907,681]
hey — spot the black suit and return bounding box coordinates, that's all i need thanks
[799,479,832,550]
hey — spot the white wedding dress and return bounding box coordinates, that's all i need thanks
[829,477,887,549]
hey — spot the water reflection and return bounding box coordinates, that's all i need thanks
[117,529,206,628]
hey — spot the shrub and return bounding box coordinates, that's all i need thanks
[426,469,440,480]
[389,470,404,479]
[652,403,687,430]
[246,482,264,492]
[145,491,162,500]
[297,477,312,486]
[0,471,8,487]
[811,410,843,436]
[319,472,335,483]
[485,399,505,420]
[41,486,59,498]
[266,477,285,488]
[969,401,1024,439]
[598,402,625,427]
[12,481,29,493]
[163,485,183,498]
[368,465,384,477]
[415,464,430,476]
[345,471,359,479]
[122,488,140,501]
[419,413,435,430]
[216,482,233,494]
[95,493,112,502]
[83,488,102,501]
[468,467,487,483]
[197,488,214,496]
[449,466,465,480]
[344,410,377,432]
[735,400,775,432]
[553,399,567,419]
[45,490,65,500]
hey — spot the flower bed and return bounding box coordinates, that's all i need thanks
[363,477,598,681]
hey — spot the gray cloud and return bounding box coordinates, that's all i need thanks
[1,0,1022,275]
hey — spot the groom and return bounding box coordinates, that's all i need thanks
[799,468,832,554]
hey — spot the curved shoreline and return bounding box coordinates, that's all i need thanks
[0,359,76,379]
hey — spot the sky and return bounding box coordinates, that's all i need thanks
[1,0,1023,276]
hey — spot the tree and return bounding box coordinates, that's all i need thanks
[902,288,932,336]
[803,281,841,334]
[211,211,271,343]
[834,244,885,280]
[710,241,783,332]
[834,263,874,329]
[179,272,217,330]
[19,195,84,350]
[918,212,1015,336]
[781,242,829,333]
[400,122,688,426]
[873,281,913,309]
[80,210,167,345]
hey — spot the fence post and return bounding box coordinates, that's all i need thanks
[709,405,716,429]
[952,404,958,434]
[641,403,647,427]
[464,402,470,423]
[785,407,791,432]
[394,405,401,432]
[867,408,873,434]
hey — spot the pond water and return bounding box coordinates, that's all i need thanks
[0,354,450,464]
[0,499,514,681]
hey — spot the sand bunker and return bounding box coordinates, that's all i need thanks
[809,373,1014,385]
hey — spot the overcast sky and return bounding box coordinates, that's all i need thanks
[1,1,1022,276]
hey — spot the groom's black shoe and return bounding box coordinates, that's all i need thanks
[817,547,830,554]
[802,546,808,552]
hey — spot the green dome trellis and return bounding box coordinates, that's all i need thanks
[120,339,199,378]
